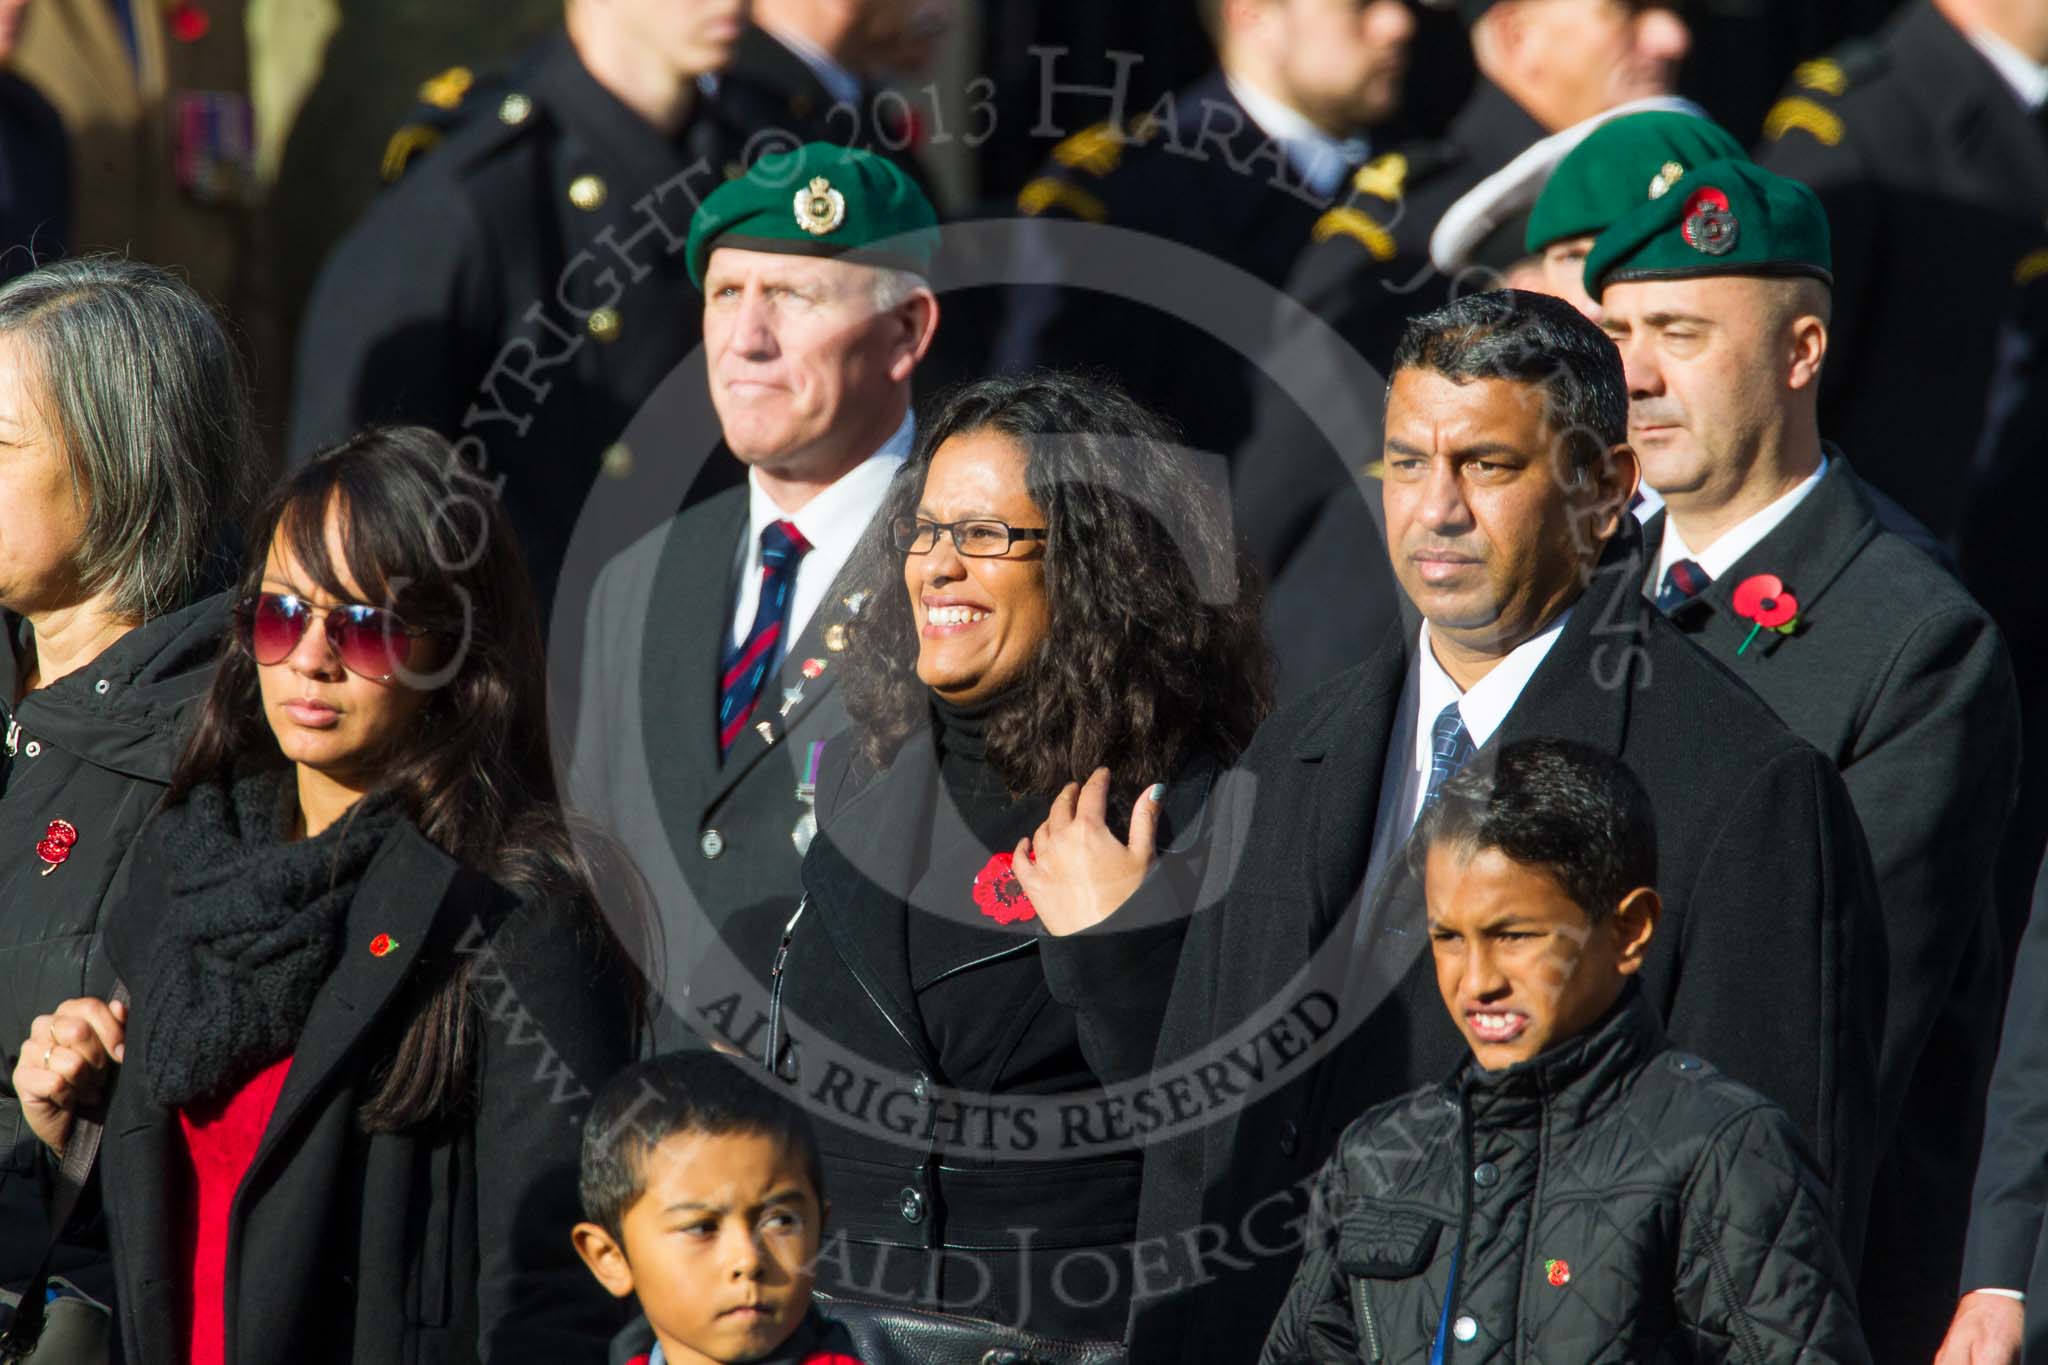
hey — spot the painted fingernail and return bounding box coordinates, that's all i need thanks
[1148,784,1166,802]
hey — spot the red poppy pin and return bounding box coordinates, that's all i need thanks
[1731,573,1801,656]
[801,657,826,679]
[1545,1258,1572,1288]
[369,933,399,958]
[168,1,210,42]
[971,852,1037,926]
[35,819,77,876]
[801,1354,866,1365]
[1681,186,1737,256]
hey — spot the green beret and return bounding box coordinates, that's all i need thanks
[686,142,939,290]
[1584,158,1832,298]
[1525,111,1749,253]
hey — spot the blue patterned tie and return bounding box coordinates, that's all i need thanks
[1656,558,1710,613]
[1422,701,1476,813]
[718,519,810,755]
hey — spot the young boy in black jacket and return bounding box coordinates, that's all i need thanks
[572,1053,868,1365]
[1261,738,1870,1363]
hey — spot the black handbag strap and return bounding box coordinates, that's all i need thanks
[0,978,128,1357]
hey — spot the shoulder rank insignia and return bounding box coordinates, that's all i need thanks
[2016,248,2048,287]
[1017,177,1108,223]
[418,65,475,110]
[381,124,443,183]
[1312,206,1396,262]
[1052,123,1128,177]
[1792,58,1848,97]
[1351,152,1408,204]
[1762,97,1843,147]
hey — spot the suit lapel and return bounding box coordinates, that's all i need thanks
[1655,455,1879,661]
[643,488,746,817]
[1296,622,1409,916]
[247,826,459,1173]
[707,560,870,803]
[808,725,941,1066]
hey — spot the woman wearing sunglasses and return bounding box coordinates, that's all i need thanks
[0,258,260,1298]
[763,372,1272,1343]
[11,426,642,1364]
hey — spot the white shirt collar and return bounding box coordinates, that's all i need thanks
[1225,75,1370,200]
[733,411,911,650]
[1415,610,1573,754]
[1655,453,1827,587]
[1968,25,2048,111]
[760,21,863,108]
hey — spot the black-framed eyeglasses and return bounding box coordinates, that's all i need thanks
[234,592,433,683]
[891,516,1049,558]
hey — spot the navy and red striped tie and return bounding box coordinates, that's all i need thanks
[718,519,811,755]
[1656,558,1710,613]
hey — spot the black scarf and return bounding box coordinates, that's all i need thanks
[139,768,404,1108]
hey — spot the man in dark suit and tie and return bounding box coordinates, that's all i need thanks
[568,144,940,1050]
[1585,156,2020,1361]
[1027,288,1887,1365]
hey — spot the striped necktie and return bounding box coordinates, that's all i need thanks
[1422,701,1476,814]
[719,519,811,755]
[1656,558,1710,613]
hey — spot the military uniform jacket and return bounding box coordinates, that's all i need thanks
[1260,989,1871,1365]
[994,70,1341,462]
[290,27,762,618]
[569,483,870,1052]
[1644,453,2020,1359]
[1120,518,1886,1365]
[1759,0,2048,541]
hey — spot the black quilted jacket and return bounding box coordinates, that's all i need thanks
[1260,989,1871,1364]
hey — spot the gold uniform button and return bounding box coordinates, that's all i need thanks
[601,442,633,478]
[587,307,622,342]
[824,623,849,652]
[568,173,607,211]
[498,92,533,125]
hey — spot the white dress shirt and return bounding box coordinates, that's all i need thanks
[1353,611,1573,939]
[1968,25,2048,111]
[1653,454,1828,592]
[728,412,913,656]
[1226,75,1371,201]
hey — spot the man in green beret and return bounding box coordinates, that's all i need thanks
[1589,157,2019,1364]
[571,142,940,1048]
[1522,107,1746,316]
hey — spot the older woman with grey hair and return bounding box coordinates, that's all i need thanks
[0,257,260,1296]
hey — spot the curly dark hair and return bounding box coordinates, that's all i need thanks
[840,371,1274,806]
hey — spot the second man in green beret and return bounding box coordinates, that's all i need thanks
[1588,156,2020,1364]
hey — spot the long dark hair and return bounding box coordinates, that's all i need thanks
[168,426,641,1130]
[841,372,1274,804]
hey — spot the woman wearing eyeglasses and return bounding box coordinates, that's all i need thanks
[764,372,1273,1344]
[11,427,641,1365]
[0,258,261,1299]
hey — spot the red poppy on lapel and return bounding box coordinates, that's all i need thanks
[369,933,398,957]
[802,1354,866,1365]
[971,852,1037,925]
[1731,573,1801,655]
[36,819,77,876]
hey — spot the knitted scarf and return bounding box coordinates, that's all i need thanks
[138,767,403,1108]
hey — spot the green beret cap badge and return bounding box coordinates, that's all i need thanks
[1583,157,1831,297]
[1680,186,1739,255]
[796,176,847,236]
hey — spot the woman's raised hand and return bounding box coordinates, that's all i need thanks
[1013,768,1163,937]
[13,995,126,1155]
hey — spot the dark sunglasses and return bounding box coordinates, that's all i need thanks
[891,516,1049,558]
[234,592,431,682]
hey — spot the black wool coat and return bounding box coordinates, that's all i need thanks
[97,819,635,1365]
[1260,989,1871,1364]
[1121,519,1886,1365]
[1962,852,2048,1353]
[0,595,225,1294]
[1758,0,2048,542]
[570,483,873,1052]
[1645,453,2020,1361]
[763,723,1212,1344]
